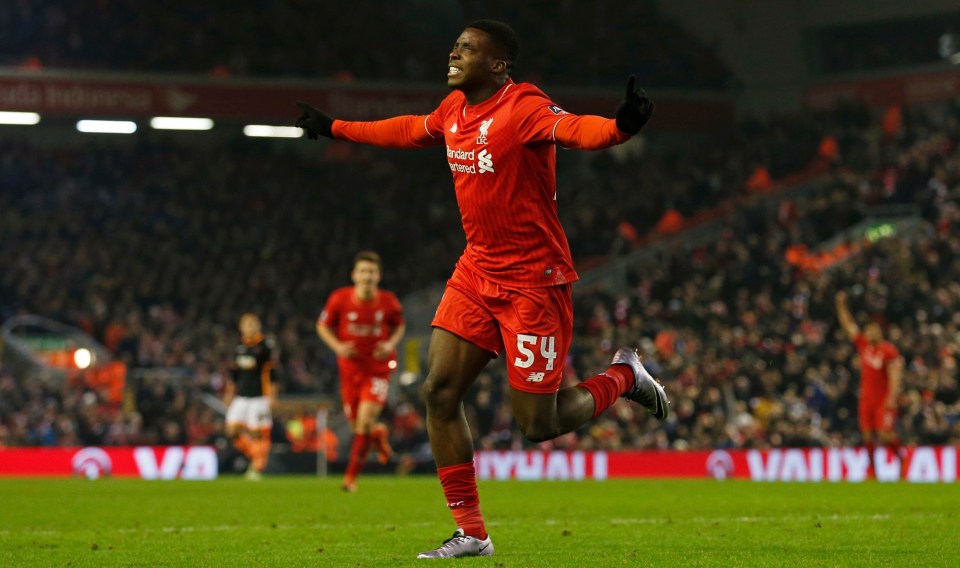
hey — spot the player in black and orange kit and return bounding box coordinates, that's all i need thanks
[297,20,666,558]
[317,251,405,493]
[225,313,276,480]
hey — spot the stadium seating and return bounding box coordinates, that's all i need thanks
[2,86,959,458]
[0,0,733,89]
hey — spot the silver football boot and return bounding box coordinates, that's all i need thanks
[612,347,669,421]
[416,529,494,559]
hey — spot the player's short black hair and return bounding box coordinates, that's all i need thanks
[466,19,519,72]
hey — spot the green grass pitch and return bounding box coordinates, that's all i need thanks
[1,475,958,566]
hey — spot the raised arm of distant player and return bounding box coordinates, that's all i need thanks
[886,356,904,409]
[835,290,860,339]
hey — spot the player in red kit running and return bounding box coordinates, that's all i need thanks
[297,20,667,558]
[836,290,904,479]
[317,251,405,492]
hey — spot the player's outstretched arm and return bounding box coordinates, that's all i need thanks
[550,76,654,150]
[615,75,655,135]
[835,290,860,339]
[295,101,334,139]
[294,101,442,149]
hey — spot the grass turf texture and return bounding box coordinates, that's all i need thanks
[1,476,958,567]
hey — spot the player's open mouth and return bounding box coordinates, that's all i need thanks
[448,66,461,77]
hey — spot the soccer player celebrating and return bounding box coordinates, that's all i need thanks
[317,251,405,493]
[297,20,667,558]
[835,290,904,478]
[224,313,276,481]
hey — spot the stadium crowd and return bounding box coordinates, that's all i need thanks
[0,100,831,452]
[501,98,960,452]
[0,0,732,90]
[2,88,959,460]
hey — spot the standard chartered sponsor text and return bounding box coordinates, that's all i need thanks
[446,145,493,174]
[446,145,475,160]
[449,162,477,173]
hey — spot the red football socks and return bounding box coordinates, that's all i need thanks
[438,462,487,540]
[577,365,634,418]
[887,438,901,458]
[345,433,371,481]
[371,424,393,464]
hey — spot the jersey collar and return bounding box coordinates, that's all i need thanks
[242,333,263,346]
[462,78,515,115]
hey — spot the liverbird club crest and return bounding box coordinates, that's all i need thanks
[476,118,493,145]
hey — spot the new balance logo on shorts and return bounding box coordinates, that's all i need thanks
[526,372,545,382]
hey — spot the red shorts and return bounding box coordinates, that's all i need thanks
[339,366,391,421]
[859,400,896,434]
[431,264,572,394]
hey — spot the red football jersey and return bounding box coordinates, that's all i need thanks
[318,287,404,375]
[853,333,900,403]
[332,79,631,287]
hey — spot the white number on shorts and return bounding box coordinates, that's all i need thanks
[370,378,389,398]
[514,334,557,371]
[540,336,557,371]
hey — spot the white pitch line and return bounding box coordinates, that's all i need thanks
[608,513,893,525]
[2,514,924,538]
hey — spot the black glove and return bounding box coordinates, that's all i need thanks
[615,75,654,135]
[295,101,334,140]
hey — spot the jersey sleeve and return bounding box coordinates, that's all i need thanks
[332,115,443,148]
[332,95,452,148]
[423,94,455,139]
[553,114,631,150]
[513,87,630,150]
[318,292,341,329]
[388,293,405,327]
